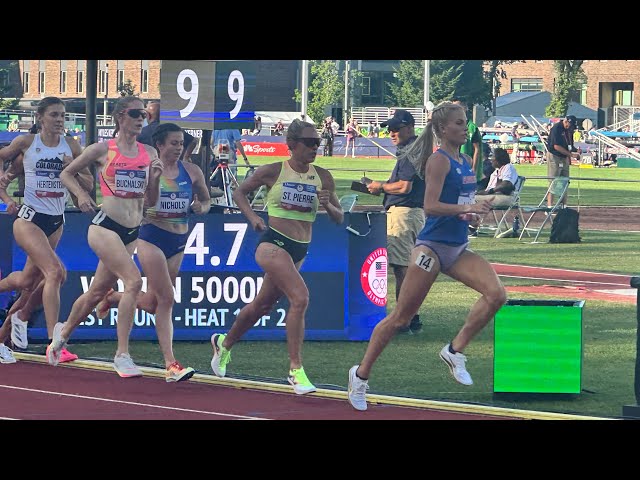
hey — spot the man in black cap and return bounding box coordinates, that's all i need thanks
[363,109,425,334]
[545,115,580,206]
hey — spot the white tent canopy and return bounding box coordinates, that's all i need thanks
[255,111,315,129]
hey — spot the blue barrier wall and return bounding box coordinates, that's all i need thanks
[0,210,387,341]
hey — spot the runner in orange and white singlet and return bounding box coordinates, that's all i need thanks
[46,96,163,378]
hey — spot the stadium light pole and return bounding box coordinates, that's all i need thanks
[301,60,309,121]
[86,59,98,202]
[343,60,350,128]
[423,60,430,107]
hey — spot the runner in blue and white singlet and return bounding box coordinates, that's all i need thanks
[347,102,507,412]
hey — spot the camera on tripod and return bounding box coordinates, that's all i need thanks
[214,139,231,166]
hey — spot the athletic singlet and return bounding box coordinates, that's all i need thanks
[23,134,72,215]
[266,161,323,222]
[145,161,192,224]
[99,139,150,199]
[417,148,477,246]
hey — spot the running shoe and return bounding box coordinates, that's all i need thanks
[165,361,195,383]
[59,348,79,363]
[287,366,316,395]
[46,322,67,366]
[10,312,28,349]
[210,333,231,377]
[0,344,17,364]
[439,344,473,385]
[348,365,369,411]
[113,352,143,378]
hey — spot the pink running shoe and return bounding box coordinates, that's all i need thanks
[59,348,79,363]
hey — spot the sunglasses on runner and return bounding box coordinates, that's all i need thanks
[298,138,321,148]
[125,109,148,119]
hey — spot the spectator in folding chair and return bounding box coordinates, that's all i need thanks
[474,148,522,238]
[476,148,518,208]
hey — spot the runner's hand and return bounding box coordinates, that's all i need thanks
[191,194,204,214]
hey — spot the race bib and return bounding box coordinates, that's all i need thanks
[458,192,475,205]
[17,204,36,221]
[115,169,147,198]
[35,170,65,198]
[280,182,317,212]
[156,191,190,218]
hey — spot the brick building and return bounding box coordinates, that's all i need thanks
[3,60,301,113]
[498,60,640,125]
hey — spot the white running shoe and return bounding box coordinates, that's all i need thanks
[46,322,67,366]
[439,344,473,385]
[10,312,28,349]
[113,353,143,378]
[0,344,17,364]
[348,365,369,411]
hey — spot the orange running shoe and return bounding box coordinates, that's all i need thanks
[165,361,195,383]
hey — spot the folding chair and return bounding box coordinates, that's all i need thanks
[479,175,526,238]
[518,176,570,243]
[339,194,358,213]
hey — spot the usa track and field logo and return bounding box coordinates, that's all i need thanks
[360,248,387,306]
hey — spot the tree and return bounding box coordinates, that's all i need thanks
[0,61,19,110]
[454,60,492,108]
[484,60,525,115]
[385,60,490,109]
[118,79,137,97]
[545,60,585,118]
[386,60,424,107]
[293,61,347,125]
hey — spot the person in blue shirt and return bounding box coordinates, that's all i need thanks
[347,101,506,411]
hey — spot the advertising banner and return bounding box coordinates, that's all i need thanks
[2,211,387,341]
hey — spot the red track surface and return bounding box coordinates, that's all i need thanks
[2,263,631,421]
[492,263,636,304]
[0,361,514,420]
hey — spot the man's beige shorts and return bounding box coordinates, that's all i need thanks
[547,152,570,178]
[387,206,425,267]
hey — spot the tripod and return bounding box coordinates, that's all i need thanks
[209,159,240,208]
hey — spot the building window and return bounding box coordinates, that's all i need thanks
[616,89,633,106]
[60,71,67,93]
[99,70,108,94]
[511,78,542,92]
[77,71,84,93]
[117,69,124,90]
[579,83,587,104]
[23,72,29,93]
[361,76,371,96]
[0,70,8,88]
[39,72,45,93]
[140,68,148,93]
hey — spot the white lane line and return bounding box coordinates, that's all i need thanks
[498,274,629,287]
[0,417,19,420]
[492,263,632,279]
[0,384,269,420]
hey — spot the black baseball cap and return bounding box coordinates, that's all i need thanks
[381,109,415,129]
[565,115,578,128]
